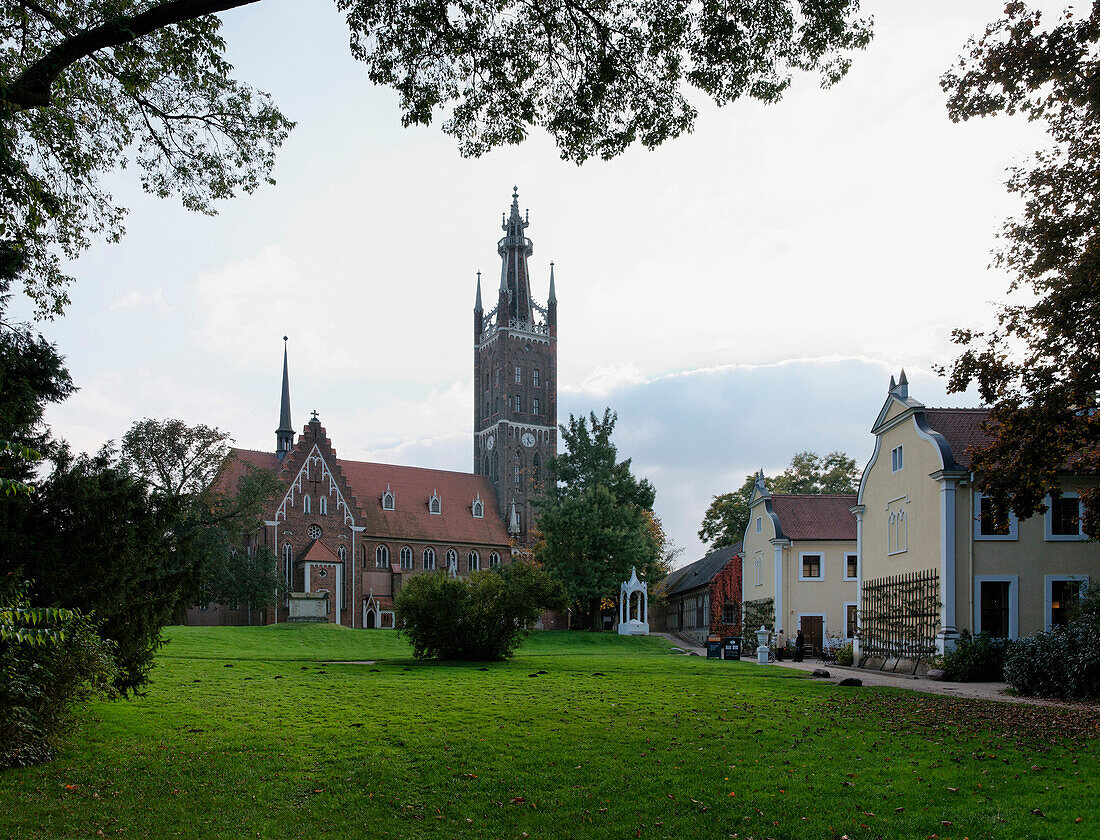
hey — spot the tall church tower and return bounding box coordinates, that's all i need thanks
[473,188,558,543]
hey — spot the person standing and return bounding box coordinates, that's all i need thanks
[794,629,805,663]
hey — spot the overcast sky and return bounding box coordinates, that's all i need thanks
[14,1,1064,565]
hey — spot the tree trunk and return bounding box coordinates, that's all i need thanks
[589,597,602,631]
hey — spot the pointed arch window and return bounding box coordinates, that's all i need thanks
[514,451,522,486]
[302,494,311,514]
[375,545,389,568]
[472,495,484,518]
[337,545,347,562]
[319,496,328,516]
[489,551,501,568]
[429,491,442,515]
[423,547,436,570]
[400,546,413,569]
[468,550,480,571]
[283,542,293,565]
[382,487,395,510]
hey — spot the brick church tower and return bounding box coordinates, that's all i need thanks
[473,188,558,544]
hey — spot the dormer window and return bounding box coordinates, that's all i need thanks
[472,494,484,518]
[382,486,395,510]
[429,490,442,515]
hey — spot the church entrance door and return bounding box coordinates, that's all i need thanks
[366,610,376,629]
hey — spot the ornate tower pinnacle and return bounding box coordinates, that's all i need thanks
[497,186,535,325]
[276,336,294,460]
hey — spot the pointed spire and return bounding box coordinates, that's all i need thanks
[896,368,909,398]
[548,261,557,304]
[508,499,520,535]
[474,270,483,312]
[276,336,294,460]
[899,368,908,386]
[497,187,534,325]
[889,375,897,391]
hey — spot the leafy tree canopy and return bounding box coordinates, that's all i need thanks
[939,1,1100,537]
[2,0,871,316]
[698,450,859,551]
[535,409,665,626]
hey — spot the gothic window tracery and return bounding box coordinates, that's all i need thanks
[302,494,311,514]
[468,550,480,571]
[376,545,389,567]
[489,551,501,568]
[423,547,436,570]
[400,546,413,569]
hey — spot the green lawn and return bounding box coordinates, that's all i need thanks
[1,625,1097,840]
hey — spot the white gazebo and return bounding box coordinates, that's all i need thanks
[617,567,649,635]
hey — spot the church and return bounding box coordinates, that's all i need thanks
[185,189,559,628]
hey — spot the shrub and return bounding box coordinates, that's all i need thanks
[942,631,1012,681]
[836,642,854,666]
[1,583,118,768]
[1004,622,1100,700]
[395,562,566,661]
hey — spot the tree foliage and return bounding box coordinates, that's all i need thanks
[394,563,566,661]
[939,1,1100,537]
[535,409,664,627]
[2,0,870,316]
[698,450,859,551]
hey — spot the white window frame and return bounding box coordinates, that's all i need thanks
[756,517,761,534]
[973,492,1018,540]
[319,496,328,516]
[1043,574,1089,631]
[382,489,395,511]
[472,498,484,518]
[844,553,858,581]
[798,552,824,582]
[489,551,501,568]
[468,550,480,571]
[423,547,436,570]
[1044,493,1086,541]
[533,397,540,415]
[447,548,458,569]
[533,368,540,387]
[886,497,908,555]
[513,394,521,413]
[843,602,858,641]
[514,366,522,384]
[400,546,413,570]
[429,493,442,515]
[973,575,1019,640]
[375,544,389,568]
[302,494,311,514]
[891,445,903,473]
[337,545,347,562]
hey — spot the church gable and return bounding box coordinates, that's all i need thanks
[275,417,363,528]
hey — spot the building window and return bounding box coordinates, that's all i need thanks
[472,496,484,518]
[513,394,521,413]
[514,460,521,486]
[319,496,328,516]
[845,553,858,580]
[307,524,322,541]
[800,553,822,581]
[302,494,311,514]
[317,567,328,579]
[975,492,1018,540]
[533,368,540,387]
[447,549,458,570]
[979,580,1011,638]
[283,542,293,565]
[514,366,522,384]
[891,445,903,472]
[489,551,501,568]
[375,545,389,568]
[400,546,413,569]
[533,397,540,415]
[887,503,908,554]
[1045,575,1088,630]
[382,488,395,510]
[468,550,480,571]
[753,553,763,586]
[1046,494,1084,540]
[721,602,736,624]
[756,517,761,534]
[423,547,436,570]
[429,492,441,515]
[845,604,858,640]
[337,545,347,562]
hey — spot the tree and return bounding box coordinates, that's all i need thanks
[698,450,859,551]
[939,3,1100,538]
[120,417,283,612]
[535,408,664,629]
[2,1,872,316]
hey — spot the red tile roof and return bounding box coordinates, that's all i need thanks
[222,447,511,548]
[923,408,991,469]
[771,494,857,541]
[299,539,342,564]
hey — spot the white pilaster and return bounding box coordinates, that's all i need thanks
[937,477,960,652]
[851,506,864,657]
[772,541,785,633]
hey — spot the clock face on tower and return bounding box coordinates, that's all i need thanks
[521,432,535,448]
[485,433,495,451]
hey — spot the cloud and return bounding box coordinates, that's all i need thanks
[109,287,171,312]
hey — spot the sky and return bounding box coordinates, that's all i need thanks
[13,1,1065,565]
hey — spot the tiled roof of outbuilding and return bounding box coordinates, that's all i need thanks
[663,543,742,597]
[771,494,857,541]
[923,408,991,469]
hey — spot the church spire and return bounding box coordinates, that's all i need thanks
[497,186,534,325]
[276,336,294,460]
[474,270,483,312]
[548,261,557,304]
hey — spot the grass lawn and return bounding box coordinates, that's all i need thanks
[1,625,1097,840]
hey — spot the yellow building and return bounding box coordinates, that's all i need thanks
[854,372,1096,661]
[741,472,857,655]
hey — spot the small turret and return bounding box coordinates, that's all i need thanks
[473,270,484,341]
[508,499,520,536]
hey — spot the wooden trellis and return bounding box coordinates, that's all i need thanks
[859,569,940,671]
[741,597,775,652]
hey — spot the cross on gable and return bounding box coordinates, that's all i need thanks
[311,410,319,421]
